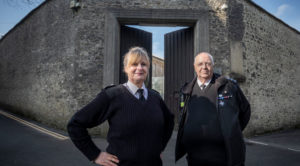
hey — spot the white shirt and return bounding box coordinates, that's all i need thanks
[197,79,211,90]
[123,81,148,100]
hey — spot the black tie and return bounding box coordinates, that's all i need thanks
[200,84,206,90]
[137,89,145,101]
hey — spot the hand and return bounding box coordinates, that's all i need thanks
[94,152,119,166]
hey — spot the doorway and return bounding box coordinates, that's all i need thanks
[103,8,210,122]
[119,25,195,121]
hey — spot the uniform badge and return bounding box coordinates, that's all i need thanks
[219,100,225,106]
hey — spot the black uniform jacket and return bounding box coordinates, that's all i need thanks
[175,74,251,166]
[67,85,174,163]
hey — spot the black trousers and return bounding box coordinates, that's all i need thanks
[186,155,227,166]
[187,157,245,166]
[118,158,162,166]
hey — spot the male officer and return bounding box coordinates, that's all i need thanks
[175,52,251,166]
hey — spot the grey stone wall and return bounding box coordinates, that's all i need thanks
[0,0,104,132]
[0,0,231,134]
[239,0,300,135]
[0,0,299,136]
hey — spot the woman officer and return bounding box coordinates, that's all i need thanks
[67,46,174,166]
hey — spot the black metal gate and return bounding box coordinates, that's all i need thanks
[120,25,152,87]
[164,27,194,122]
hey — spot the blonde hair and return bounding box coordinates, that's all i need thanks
[123,47,150,71]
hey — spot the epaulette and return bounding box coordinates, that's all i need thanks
[150,89,161,95]
[104,84,116,90]
[225,77,237,84]
[103,84,122,99]
[180,82,188,93]
[150,89,163,99]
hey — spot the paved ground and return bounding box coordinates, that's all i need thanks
[0,109,299,166]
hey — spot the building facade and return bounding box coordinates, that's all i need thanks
[152,55,164,99]
[0,0,299,136]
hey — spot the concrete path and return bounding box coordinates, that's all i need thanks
[0,109,299,166]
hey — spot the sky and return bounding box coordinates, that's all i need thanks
[0,0,44,36]
[128,25,187,59]
[0,0,299,58]
[252,0,300,31]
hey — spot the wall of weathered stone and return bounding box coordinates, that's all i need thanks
[0,0,299,136]
[0,0,231,134]
[0,0,105,132]
[238,0,300,135]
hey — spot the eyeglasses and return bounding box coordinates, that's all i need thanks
[196,62,213,67]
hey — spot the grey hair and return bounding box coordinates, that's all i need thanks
[194,52,214,65]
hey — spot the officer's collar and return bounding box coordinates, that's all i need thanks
[182,73,228,95]
[181,77,197,95]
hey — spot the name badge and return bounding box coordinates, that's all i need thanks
[218,94,232,100]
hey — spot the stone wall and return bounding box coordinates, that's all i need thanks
[0,0,299,136]
[239,0,300,135]
[0,0,105,132]
[0,0,230,134]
